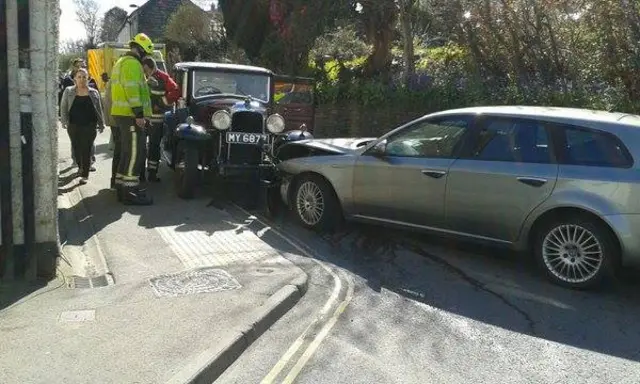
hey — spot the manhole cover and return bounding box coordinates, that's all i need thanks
[149,267,241,298]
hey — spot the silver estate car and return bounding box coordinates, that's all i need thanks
[275,106,640,289]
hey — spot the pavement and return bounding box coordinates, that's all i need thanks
[0,126,309,384]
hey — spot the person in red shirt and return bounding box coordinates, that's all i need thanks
[142,57,181,182]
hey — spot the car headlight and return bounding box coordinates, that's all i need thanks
[211,110,231,130]
[266,113,285,134]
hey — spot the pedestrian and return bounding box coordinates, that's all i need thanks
[59,58,98,110]
[59,68,105,185]
[109,32,154,205]
[142,56,180,182]
[59,58,98,170]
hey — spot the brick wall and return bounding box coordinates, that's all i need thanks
[313,104,427,138]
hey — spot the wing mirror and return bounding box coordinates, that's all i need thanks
[369,140,387,157]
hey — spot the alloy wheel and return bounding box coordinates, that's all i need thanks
[295,181,325,226]
[542,224,604,284]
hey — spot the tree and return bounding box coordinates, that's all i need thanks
[219,0,348,74]
[398,0,416,86]
[73,0,102,48]
[352,0,398,80]
[59,39,86,72]
[100,7,128,42]
[165,3,225,61]
[218,0,270,62]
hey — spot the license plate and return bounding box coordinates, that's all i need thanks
[226,132,268,145]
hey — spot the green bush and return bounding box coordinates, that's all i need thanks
[309,41,640,116]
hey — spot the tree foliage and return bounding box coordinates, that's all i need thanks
[100,7,128,42]
[165,3,226,62]
[219,0,347,74]
[73,0,101,49]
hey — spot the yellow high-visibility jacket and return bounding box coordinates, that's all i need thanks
[109,52,152,118]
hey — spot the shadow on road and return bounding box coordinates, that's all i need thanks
[58,160,640,364]
[233,204,640,365]
[0,279,52,312]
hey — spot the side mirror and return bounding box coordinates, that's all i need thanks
[369,140,387,157]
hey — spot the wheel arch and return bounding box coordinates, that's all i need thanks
[287,171,343,214]
[526,206,622,258]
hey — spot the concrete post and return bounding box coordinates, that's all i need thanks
[29,0,60,277]
[0,0,60,281]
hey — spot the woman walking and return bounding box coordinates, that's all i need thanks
[60,68,105,184]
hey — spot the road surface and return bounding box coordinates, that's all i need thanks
[216,204,640,384]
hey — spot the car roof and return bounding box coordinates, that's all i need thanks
[174,62,273,75]
[428,106,640,127]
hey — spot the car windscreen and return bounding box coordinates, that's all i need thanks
[192,70,270,102]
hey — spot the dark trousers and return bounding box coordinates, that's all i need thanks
[139,129,148,181]
[111,126,121,185]
[147,122,163,172]
[71,142,95,164]
[114,117,146,187]
[68,123,97,178]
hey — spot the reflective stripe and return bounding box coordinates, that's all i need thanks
[122,180,139,187]
[126,126,138,177]
[150,90,165,95]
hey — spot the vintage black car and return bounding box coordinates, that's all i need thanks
[160,62,316,201]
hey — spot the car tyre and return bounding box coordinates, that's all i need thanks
[533,215,619,290]
[292,174,341,232]
[174,141,199,199]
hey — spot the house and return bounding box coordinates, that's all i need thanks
[116,0,208,43]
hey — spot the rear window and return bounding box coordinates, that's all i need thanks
[557,125,633,168]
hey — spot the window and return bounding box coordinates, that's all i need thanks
[192,70,271,102]
[384,117,469,158]
[469,118,551,163]
[561,126,632,168]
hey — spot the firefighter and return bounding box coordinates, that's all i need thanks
[142,56,180,182]
[109,33,154,205]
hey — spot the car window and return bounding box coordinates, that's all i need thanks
[561,126,632,168]
[384,118,469,158]
[192,70,270,102]
[469,117,551,163]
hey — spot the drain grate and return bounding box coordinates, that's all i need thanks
[69,274,112,289]
[149,267,242,298]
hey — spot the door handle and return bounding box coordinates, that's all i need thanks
[517,177,547,187]
[421,170,447,179]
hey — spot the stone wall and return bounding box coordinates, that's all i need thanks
[313,104,427,138]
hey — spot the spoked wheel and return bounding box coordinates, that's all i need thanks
[174,141,200,199]
[292,174,342,232]
[534,216,619,289]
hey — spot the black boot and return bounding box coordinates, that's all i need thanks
[148,169,161,182]
[116,184,123,202]
[121,186,153,206]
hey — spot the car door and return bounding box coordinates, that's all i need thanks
[351,115,474,228]
[274,75,315,132]
[444,115,559,243]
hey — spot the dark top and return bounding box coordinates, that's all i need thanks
[69,96,97,126]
